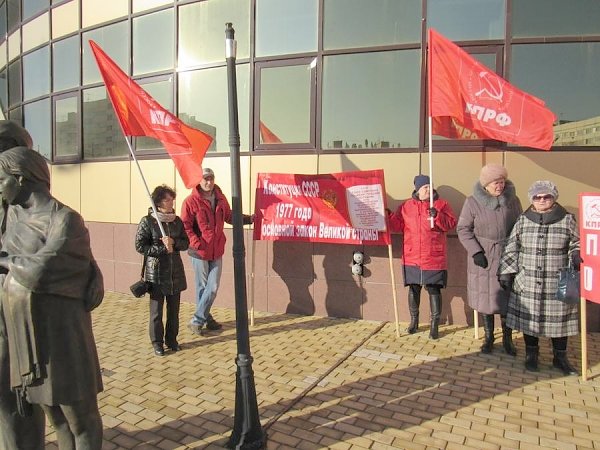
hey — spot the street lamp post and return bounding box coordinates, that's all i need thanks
[225,22,266,450]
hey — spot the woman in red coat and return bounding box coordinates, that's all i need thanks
[389,175,458,339]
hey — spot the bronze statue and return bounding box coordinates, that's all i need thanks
[0,121,45,450]
[0,146,104,449]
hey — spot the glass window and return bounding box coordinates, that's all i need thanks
[178,0,249,69]
[0,41,6,70]
[24,98,51,159]
[82,21,128,85]
[23,45,50,101]
[53,35,80,92]
[428,0,505,41]
[179,64,250,152]
[8,60,20,107]
[511,43,600,147]
[8,107,22,124]
[83,86,129,159]
[0,3,7,43]
[8,30,20,62]
[54,94,79,158]
[133,0,172,13]
[133,9,173,75]
[512,0,600,38]
[324,0,421,50]
[7,0,20,32]
[23,0,49,21]
[257,61,313,145]
[81,0,127,29]
[256,0,317,57]
[136,76,173,151]
[322,50,420,149]
[0,70,7,114]
[22,12,49,53]
[52,0,79,39]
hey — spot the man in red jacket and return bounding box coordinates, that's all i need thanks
[181,168,252,335]
[388,175,457,339]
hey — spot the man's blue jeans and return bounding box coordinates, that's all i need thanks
[190,257,223,326]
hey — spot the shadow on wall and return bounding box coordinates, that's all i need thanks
[272,240,316,315]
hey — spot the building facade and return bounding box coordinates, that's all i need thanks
[2,0,600,328]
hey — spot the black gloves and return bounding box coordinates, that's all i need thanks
[571,251,583,271]
[427,207,438,218]
[472,251,488,268]
[498,275,514,292]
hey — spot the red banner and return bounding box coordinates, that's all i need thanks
[89,40,213,189]
[580,193,600,304]
[253,170,391,245]
[428,28,557,150]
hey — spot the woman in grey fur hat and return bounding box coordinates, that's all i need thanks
[458,164,522,355]
[498,180,580,375]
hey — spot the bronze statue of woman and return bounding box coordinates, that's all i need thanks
[0,146,104,449]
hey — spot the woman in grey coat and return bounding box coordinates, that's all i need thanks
[457,164,522,355]
[498,180,580,375]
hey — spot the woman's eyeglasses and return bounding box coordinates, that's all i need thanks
[532,194,554,201]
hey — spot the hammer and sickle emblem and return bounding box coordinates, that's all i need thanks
[474,71,503,102]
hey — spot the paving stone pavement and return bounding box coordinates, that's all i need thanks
[44,292,600,449]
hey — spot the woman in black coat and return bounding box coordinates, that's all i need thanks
[135,185,189,356]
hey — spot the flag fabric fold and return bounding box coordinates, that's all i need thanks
[428,28,557,150]
[259,121,282,144]
[89,40,213,188]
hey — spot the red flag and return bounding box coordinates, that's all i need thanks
[428,28,557,150]
[89,40,213,188]
[259,121,282,144]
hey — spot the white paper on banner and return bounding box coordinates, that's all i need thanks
[346,184,386,231]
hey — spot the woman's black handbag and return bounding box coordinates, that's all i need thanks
[130,279,149,298]
[130,254,149,298]
[556,263,580,304]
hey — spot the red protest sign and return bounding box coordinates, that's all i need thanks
[253,170,391,245]
[580,193,600,304]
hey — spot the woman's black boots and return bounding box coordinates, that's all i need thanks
[501,316,517,356]
[480,314,495,353]
[525,345,539,372]
[407,287,420,334]
[552,337,577,376]
[429,293,441,340]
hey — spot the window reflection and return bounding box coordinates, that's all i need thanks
[24,98,51,159]
[179,64,249,152]
[178,0,249,69]
[133,9,173,75]
[83,86,129,159]
[8,60,20,107]
[322,50,420,149]
[133,0,172,13]
[55,95,79,158]
[512,43,600,147]
[0,70,7,114]
[53,36,79,92]
[324,0,421,50]
[512,0,600,38]
[256,0,317,57]
[428,0,505,41]
[23,46,50,101]
[82,21,128,85]
[22,0,48,21]
[259,63,312,144]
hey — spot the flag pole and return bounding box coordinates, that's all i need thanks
[581,295,587,381]
[388,244,400,338]
[428,116,434,229]
[426,29,434,229]
[125,129,165,238]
